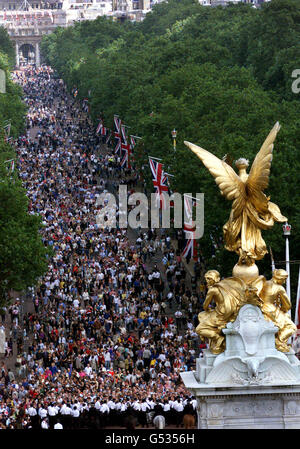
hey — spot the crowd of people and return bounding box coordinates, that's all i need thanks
[0,66,207,429]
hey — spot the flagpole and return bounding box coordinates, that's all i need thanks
[295,265,300,329]
[270,247,276,273]
[184,194,202,203]
[283,223,291,302]
[164,172,175,178]
[148,156,162,161]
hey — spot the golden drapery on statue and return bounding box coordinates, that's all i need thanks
[185,122,296,354]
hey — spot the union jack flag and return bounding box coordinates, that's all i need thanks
[130,135,136,150]
[96,119,107,136]
[114,115,122,154]
[100,126,107,136]
[4,159,14,174]
[182,194,198,261]
[120,125,132,169]
[105,130,112,145]
[96,119,103,134]
[3,122,11,142]
[149,157,169,209]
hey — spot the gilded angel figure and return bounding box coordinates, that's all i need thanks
[185,122,287,261]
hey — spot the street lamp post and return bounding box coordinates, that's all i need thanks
[283,222,291,302]
[171,128,177,152]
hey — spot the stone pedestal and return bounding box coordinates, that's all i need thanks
[181,304,300,429]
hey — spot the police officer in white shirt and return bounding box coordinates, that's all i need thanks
[60,402,72,429]
[71,405,80,429]
[107,397,116,421]
[141,399,151,426]
[174,398,184,427]
[162,400,171,425]
[48,402,59,429]
[27,403,38,429]
[38,404,48,421]
[41,418,49,429]
[100,401,110,427]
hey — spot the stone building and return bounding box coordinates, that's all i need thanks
[0,0,114,67]
[0,0,155,67]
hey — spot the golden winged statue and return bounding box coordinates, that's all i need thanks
[184,122,287,262]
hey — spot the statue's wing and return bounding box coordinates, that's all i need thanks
[246,122,280,212]
[185,141,245,217]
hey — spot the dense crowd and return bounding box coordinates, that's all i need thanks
[0,66,207,429]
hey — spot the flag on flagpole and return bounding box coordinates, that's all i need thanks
[182,194,198,261]
[82,98,89,113]
[105,130,112,145]
[270,247,276,272]
[129,135,141,163]
[114,115,122,154]
[4,159,15,174]
[100,125,107,136]
[4,122,11,138]
[149,157,169,209]
[294,265,300,329]
[96,119,103,134]
[120,125,132,169]
[130,135,138,150]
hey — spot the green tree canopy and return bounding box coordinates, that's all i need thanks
[0,27,50,306]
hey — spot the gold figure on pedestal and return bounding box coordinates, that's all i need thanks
[196,270,242,354]
[185,122,295,353]
[260,269,296,352]
[196,270,263,354]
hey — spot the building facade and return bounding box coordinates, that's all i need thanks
[0,0,150,67]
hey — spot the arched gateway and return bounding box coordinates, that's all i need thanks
[0,0,107,68]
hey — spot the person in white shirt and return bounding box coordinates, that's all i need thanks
[100,401,110,427]
[174,398,184,427]
[95,399,101,410]
[107,397,117,425]
[191,398,197,410]
[73,298,80,308]
[138,400,150,428]
[27,404,38,429]
[54,421,63,429]
[84,363,93,376]
[38,405,48,420]
[48,403,59,429]
[71,405,80,429]
[41,418,49,429]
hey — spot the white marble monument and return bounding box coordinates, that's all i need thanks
[181,304,300,429]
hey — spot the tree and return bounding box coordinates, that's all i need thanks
[0,178,51,306]
[0,26,50,306]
